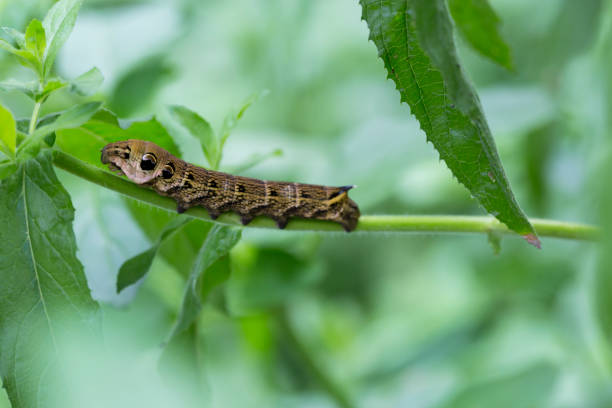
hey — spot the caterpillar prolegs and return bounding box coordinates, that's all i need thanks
[101,140,360,231]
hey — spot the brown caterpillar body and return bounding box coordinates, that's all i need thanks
[101,140,360,231]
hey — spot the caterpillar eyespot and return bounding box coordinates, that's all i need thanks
[140,153,156,170]
[101,139,360,231]
[161,164,174,179]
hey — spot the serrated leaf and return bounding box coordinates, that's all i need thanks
[17,102,101,160]
[169,105,217,169]
[70,67,103,96]
[42,0,84,78]
[168,225,242,339]
[0,151,99,408]
[25,19,46,62]
[0,79,39,98]
[1,27,25,48]
[55,114,181,168]
[117,218,192,292]
[448,0,513,70]
[0,103,16,158]
[360,0,539,247]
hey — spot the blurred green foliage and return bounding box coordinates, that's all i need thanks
[0,0,610,407]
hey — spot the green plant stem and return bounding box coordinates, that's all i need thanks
[275,308,354,408]
[28,101,42,136]
[52,150,600,242]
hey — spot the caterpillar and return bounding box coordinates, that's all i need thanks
[101,140,360,231]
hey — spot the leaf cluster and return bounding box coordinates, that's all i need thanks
[169,90,269,170]
[0,0,103,172]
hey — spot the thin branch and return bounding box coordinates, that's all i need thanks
[28,101,42,136]
[52,150,599,242]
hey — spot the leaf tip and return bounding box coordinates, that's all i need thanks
[116,279,127,293]
[523,233,541,249]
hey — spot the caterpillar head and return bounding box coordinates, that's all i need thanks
[341,197,360,232]
[101,139,179,187]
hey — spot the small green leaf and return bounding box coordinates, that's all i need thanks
[42,0,84,78]
[25,112,61,132]
[33,114,63,149]
[116,246,159,293]
[360,0,539,247]
[0,103,16,158]
[169,105,218,169]
[0,151,100,407]
[0,38,20,54]
[123,199,212,281]
[17,102,101,160]
[1,27,25,48]
[219,90,268,150]
[0,39,42,75]
[36,78,68,102]
[117,218,191,292]
[0,79,39,98]
[25,19,46,62]
[168,225,242,339]
[89,108,119,126]
[32,101,101,138]
[70,67,104,96]
[448,0,513,70]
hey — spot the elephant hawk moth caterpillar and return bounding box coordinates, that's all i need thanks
[101,140,360,231]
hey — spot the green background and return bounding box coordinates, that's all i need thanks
[0,0,609,406]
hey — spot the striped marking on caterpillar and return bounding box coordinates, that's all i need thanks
[101,140,360,231]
